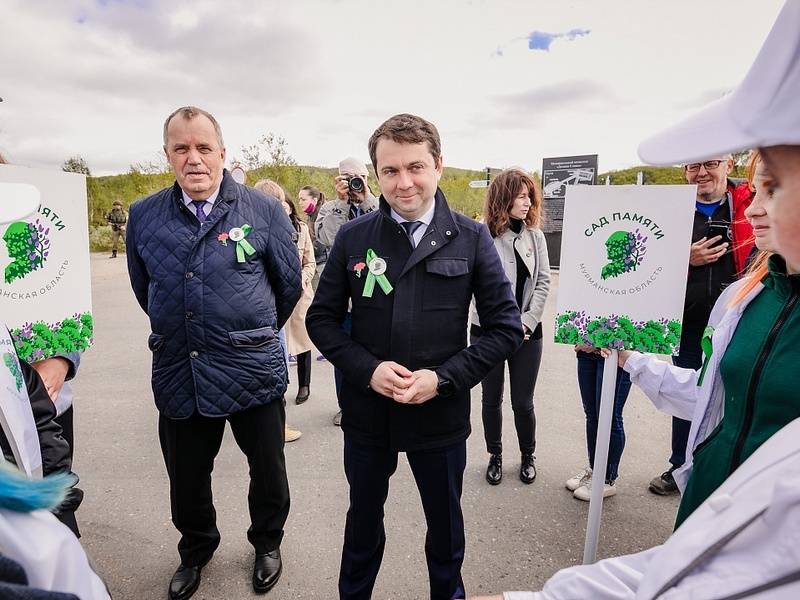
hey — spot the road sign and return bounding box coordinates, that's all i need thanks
[469,180,490,188]
[230,165,247,184]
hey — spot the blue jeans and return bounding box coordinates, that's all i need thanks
[670,328,703,469]
[576,351,632,483]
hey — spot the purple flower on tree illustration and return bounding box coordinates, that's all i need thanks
[555,310,681,354]
[601,229,647,280]
[3,219,51,283]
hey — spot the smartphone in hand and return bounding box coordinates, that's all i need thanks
[707,221,731,248]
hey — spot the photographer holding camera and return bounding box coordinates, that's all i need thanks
[314,157,378,425]
[315,157,379,250]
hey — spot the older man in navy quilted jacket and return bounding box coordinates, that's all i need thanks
[126,106,302,600]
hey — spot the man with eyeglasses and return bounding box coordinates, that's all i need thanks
[647,155,754,497]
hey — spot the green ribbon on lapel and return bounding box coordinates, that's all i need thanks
[230,224,256,263]
[362,248,393,298]
[697,325,714,386]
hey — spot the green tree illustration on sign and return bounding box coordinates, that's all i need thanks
[555,310,681,354]
[11,313,93,363]
[3,352,23,392]
[601,229,647,280]
[4,219,51,283]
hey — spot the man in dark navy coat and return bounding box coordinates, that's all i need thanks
[127,106,302,600]
[306,113,523,600]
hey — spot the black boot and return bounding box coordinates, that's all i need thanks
[486,453,502,485]
[520,453,536,484]
[110,250,117,258]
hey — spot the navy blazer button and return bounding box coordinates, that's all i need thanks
[188,235,196,241]
[186,311,193,318]
[189,350,199,358]
[186,272,194,279]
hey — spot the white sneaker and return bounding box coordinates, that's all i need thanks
[566,468,592,492]
[573,480,616,502]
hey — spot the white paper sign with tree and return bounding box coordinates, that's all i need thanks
[0,165,93,362]
[555,185,696,354]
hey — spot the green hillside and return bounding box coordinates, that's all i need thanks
[85,161,748,252]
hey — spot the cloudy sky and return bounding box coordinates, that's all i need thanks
[0,0,785,177]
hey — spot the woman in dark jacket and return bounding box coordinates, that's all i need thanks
[298,185,327,291]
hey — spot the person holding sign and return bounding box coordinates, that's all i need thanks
[615,148,800,528]
[647,154,753,497]
[568,346,632,501]
[307,113,522,600]
[469,0,800,597]
[0,155,83,538]
[470,168,550,486]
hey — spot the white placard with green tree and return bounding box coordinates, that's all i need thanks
[555,184,696,354]
[0,165,93,362]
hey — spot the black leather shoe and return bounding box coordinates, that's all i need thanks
[169,563,205,600]
[520,453,536,484]
[253,549,282,593]
[486,454,502,485]
[295,386,310,405]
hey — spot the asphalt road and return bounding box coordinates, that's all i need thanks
[73,253,679,599]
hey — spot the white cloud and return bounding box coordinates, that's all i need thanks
[0,0,785,178]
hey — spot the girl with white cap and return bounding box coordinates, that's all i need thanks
[471,0,800,597]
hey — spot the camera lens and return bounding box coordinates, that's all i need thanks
[348,176,364,193]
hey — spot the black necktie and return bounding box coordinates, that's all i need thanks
[349,203,361,221]
[191,200,207,223]
[401,221,423,247]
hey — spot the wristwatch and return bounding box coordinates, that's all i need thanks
[436,372,454,397]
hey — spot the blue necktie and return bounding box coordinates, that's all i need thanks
[191,200,207,223]
[401,221,423,247]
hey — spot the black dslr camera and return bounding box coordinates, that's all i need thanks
[346,175,365,193]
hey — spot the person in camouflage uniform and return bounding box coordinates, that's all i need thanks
[104,201,127,258]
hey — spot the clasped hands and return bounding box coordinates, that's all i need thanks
[369,361,438,405]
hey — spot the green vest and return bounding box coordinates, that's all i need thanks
[676,256,800,528]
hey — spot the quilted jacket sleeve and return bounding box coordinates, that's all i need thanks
[125,199,150,314]
[263,201,303,330]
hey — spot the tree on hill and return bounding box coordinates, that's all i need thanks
[130,152,170,176]
[731,149,753,178]
[62,155,91,177]
[233,133,301,190]
[599,166,685,185]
